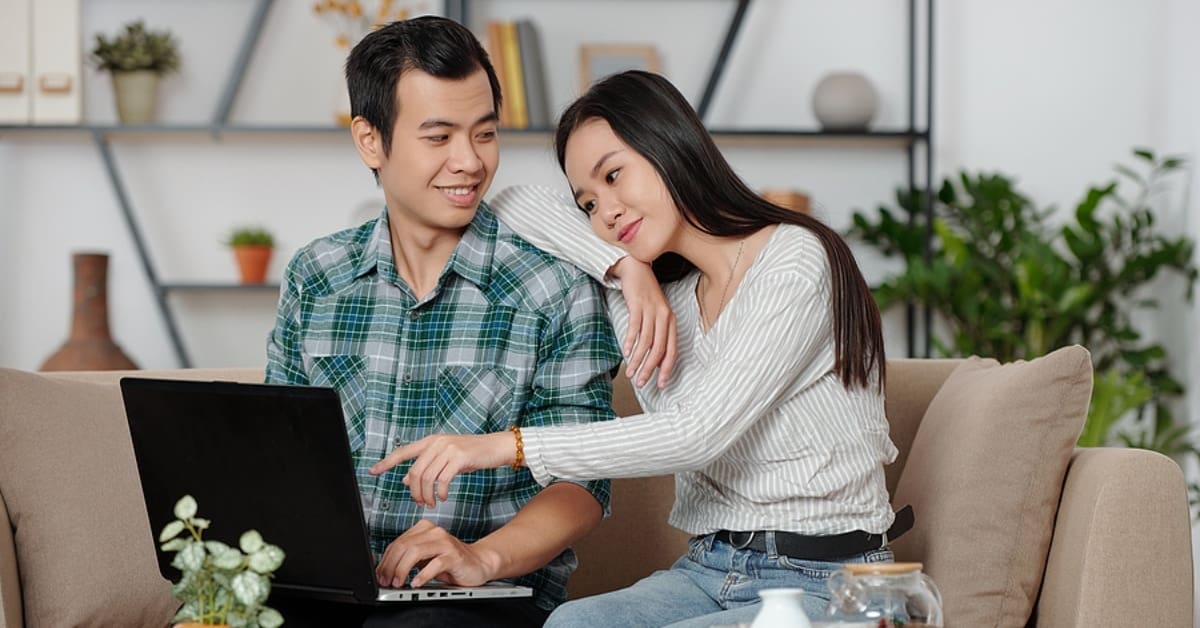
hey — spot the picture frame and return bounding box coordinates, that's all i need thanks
[579,44,660,92]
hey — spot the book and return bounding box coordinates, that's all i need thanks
[516,19,550,130]
[484,20,513,128]
[497,20,527,129]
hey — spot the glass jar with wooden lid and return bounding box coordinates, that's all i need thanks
[823,561,943,627]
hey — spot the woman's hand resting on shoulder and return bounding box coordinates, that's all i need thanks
[609,256,677,389]
[369,432,515,508]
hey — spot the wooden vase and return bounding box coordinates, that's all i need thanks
[40,252,138,371]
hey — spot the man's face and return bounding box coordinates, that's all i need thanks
[364,68,499,234]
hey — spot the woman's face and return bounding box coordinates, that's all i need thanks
[563,118,682,263]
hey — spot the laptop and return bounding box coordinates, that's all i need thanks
[119,376,533,604]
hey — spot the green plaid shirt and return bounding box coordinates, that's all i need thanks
[265,203,620,610]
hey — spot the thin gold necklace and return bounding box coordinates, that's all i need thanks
[698,239,745,327]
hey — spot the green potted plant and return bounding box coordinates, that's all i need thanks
[225,227,275,285]
[158,495,285,628]
[89,20,180,124]
[848,148,1200,506]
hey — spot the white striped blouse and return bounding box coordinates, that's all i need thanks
[489,185,897,536]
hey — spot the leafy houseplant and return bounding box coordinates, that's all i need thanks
[89,20,180,123]
[226,228,275,248]
[848,149,1198,499]
[159,495,285,628]
[225,227,276,285]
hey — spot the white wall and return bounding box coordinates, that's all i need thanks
[1161,0,1200,619]
[1,0,1195,375]
[1,0,905,370]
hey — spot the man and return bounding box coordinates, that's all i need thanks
[265,16,622,628]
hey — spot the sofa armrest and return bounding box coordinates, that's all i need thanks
[1037,447,1193,627]
[1,490,22,628]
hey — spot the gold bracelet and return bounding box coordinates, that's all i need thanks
[510,424,525,470]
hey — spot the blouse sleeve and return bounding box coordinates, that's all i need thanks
[489,185,626,289]
[521,242,839,485]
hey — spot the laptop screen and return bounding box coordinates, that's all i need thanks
[120,377,379,602]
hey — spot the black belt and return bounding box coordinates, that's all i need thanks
[712,505,914,562]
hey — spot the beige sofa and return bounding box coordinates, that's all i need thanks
[0,349,1193,627]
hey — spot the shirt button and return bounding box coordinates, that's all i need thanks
[403,371,413,383]
[380,501,390,511]
[408,310,419,321]
[393,436,403,447]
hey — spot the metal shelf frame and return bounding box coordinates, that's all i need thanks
[0,124,926,141]
[4,0,934,365]
[446,0,936,356]
[95,0,279,367]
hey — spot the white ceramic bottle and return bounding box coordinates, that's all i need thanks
[751,588,814,628]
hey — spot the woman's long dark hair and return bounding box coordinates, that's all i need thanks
[555,70,885,390]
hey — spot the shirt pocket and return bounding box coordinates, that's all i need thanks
[303,349,368,452]
[436,365,518,435]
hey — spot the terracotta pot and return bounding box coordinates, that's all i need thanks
[174,624,230,628]
[761,189,810,214]
[112,70,160,124]
[233,245,273,284]
[40,252,139,371]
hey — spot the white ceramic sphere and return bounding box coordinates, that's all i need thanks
[811,72,879,130]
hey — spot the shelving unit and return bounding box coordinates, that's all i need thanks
[449,0,936,355]
[2,0,935,365]
[2,0,287,368]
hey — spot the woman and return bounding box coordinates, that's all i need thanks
[371,70,902,627]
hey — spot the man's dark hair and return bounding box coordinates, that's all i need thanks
[345,16,501,161]
[555,70,886,391]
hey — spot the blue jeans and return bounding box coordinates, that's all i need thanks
[547,532,894,628]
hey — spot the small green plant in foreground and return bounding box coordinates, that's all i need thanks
[158,495,285,628]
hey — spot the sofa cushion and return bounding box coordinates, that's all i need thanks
[0,368,178,628]
[889,345,1092,626]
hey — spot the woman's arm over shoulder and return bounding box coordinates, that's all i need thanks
[489,185,625,286]
[524,254,841,482]
[492,185,680,382]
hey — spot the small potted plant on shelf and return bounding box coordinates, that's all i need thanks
[159,495,285,628]
[225,227,275,285]
[89,19,180,124]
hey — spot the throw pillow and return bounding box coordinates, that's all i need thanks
[0,368,178,628]
[889,345,1092,626]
